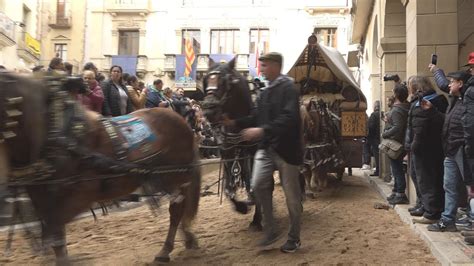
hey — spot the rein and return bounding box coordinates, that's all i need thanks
[6,156,252,186]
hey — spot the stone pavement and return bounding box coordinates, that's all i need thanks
[360,169,474,266]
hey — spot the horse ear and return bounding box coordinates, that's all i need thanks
[208,58,217,69]
[228,56,237,70]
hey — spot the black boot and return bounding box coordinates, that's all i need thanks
[409,206,424,217]
[388,193,409,205]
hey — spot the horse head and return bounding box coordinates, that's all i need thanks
[201,57,253,127]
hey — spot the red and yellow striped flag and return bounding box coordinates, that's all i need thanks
[184,37,195,77]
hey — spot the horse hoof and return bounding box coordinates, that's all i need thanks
[185,240,199,250]
[232,199,249,214]
[249,222,263,232]
[155,256,170,263]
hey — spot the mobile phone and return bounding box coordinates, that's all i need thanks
[431,54,438,65]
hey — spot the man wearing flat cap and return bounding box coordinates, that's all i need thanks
[224,52,303,252]
[421,70,471,232]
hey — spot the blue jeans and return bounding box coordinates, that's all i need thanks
[441,147,465,222]
[251,148,302,241]
[390,155,406,193]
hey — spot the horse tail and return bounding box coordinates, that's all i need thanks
[182,150,201,224]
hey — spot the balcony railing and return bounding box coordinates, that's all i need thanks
[105,0,151,14]
[0,11,16,48]
[49,10,72,29]
[136,55,148,78]
[236,54,249,72]
[17,32,41,63]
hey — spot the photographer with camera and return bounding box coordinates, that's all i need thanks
[424,70,471,232]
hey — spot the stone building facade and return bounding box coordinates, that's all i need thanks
[0,0,41,71]
[33,0,353,89]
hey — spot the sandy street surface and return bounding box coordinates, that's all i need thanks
[0,169,437,265]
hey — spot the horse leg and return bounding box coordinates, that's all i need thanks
[155,201,185,263]
[42,222,69,265]
[311,166,321,192]
[302,164,316,198]
[181,208,199,250]
[320,168,329,189]
[249,204,263,232]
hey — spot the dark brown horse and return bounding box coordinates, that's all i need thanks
[0,73,201,263]
[201,58,262,230]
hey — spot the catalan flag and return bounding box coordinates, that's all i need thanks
[184,37,195,77]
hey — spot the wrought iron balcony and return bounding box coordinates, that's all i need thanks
[163,54,176,78]
[48,11,72,29]
[236,54,250,72]
[17,32,40,63]
[196,54,209,72]
[0,12,16,48]
[136,55,148,78]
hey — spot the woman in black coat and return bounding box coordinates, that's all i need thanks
[409,76,448,223]
[101,65,133,117]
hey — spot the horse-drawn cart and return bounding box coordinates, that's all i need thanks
[287,34,367,181]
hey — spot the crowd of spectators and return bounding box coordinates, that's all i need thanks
[366,52,474,238]
[3,57,219,159]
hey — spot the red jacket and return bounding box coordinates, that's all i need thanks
[78,80,104,113]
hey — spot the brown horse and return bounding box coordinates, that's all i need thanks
[300,99,344,197]
[0,73,201,263]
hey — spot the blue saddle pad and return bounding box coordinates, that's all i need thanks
[110,115,157,150]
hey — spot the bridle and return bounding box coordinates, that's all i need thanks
[202,68,242,125]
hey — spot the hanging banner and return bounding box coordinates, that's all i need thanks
[25,32,41,56]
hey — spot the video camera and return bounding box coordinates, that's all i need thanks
[383,74,401,83]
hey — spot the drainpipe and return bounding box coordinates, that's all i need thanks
[82,0,89,65]
[374,0,388,181]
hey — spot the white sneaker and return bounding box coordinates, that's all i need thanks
[361,164,370,170]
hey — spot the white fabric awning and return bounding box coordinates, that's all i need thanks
[286,43,366,103]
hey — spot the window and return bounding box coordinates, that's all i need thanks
[22,4,30,33]
[54,43,67,60]
[181,30,201,54]
[118,30,139,55]
[210,29,239,54]
[56,0,66,18]
[314,28,337,48]
[249,29,269,55]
